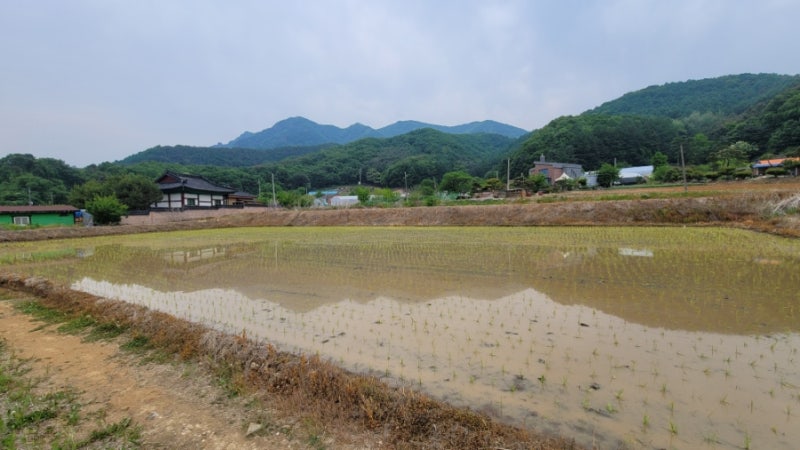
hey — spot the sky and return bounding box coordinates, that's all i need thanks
[2,1,799,168]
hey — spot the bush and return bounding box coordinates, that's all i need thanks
[86,195,127,225]
[765,167,787,178]
[652,166,681,183]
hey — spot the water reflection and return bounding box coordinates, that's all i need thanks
[74,278,799,450]
[3,226,800,449]
[16,228,799,334]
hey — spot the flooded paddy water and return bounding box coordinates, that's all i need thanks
[2,226,799,449]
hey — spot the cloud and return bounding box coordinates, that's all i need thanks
[1,0,798,167]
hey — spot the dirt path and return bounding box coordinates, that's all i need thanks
[0,297,299,449]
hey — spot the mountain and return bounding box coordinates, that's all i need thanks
[718,81,800,154]
[586,73,800,119]
[118,144,332,167]
[220,117,528,149]
[508,73,800,174]
[262,128,515,189]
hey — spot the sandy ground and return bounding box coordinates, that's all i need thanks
[0,296,310,449]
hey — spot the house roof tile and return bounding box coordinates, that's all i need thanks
[0,205,78,213]
[155,171,236,194]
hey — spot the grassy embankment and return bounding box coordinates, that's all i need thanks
[0,291,142,448]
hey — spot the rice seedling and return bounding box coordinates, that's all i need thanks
[6,226,800,450]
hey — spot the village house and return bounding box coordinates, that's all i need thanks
[529,155,584,184]
[152,171,240,209]
[751,157,800,176]
[0,205,79,226]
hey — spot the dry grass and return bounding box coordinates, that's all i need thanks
[0,273,576,449]
[2,178,799,243]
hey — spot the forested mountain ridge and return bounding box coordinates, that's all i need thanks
[118,144,334,167]
[259,128,515,188]
[587,73,800,119]
[508,73,800,176]
[718,81,800,154]
[219,116,528,149]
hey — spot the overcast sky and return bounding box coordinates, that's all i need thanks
[2,1,799,167]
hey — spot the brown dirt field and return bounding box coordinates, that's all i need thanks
[0,296,320,449]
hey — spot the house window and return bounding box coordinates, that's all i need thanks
[186,198,197,206]
[13,216,30,226]
[214,199,222,206]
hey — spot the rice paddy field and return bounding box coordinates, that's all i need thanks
[2,226,799,449]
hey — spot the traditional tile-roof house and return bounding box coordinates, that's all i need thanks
[751,158,800,176]
[228,191,260,206]
[0,205,79,226]
[529,155,584,184]
[152,171,237,209]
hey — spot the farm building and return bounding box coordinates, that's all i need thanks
[529,155,584,185]
[0,205,79,226]
[751,158,800,176]
[330,195,359,207]
[152,171,238,209]
[618,166,654,185]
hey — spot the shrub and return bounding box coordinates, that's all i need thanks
[86,195,127,225]
[765,167,787,178]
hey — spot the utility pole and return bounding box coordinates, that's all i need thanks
[506,159,511,190]
[404,172,408,195]
[680,144,688,193]
[270,172,277,207]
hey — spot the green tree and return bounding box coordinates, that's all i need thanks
[782,158,800,175]
[651,151,668,168]
[652,165,681,182]
[276,189,313,208]
[108,174,163,210]
[375,188,400,204]
[484,177,504,191]
[68,180,111,209]
[365,167,382,185]
[596,163,620,188]
[714,141,756,168]
[86,195,127,225]
[354,186,370,204]
[440,171,476,194]
[417,179,436,196]
[523,173,549,192]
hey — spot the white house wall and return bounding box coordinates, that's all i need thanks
[153,192,225,208]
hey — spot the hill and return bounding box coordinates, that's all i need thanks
[586,73,800,119]
[220,116,528,149]
[117,144,333,167]
[262,128,515,189]
[509,73,800,173]
[718,81,800,154]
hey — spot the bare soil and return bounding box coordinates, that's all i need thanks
[0,296,327,449]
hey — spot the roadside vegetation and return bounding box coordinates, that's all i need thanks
[0,296,142,449]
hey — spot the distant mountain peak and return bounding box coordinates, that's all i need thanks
[219,117,528,150]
